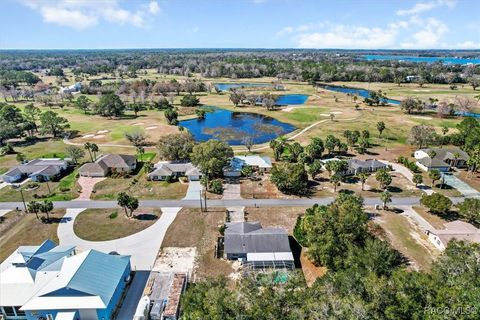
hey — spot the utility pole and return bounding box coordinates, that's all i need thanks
[46,181,51,194]
[199,189,203,212]
[203,188,208,212]
[14,184,28,213]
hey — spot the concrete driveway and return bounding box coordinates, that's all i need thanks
[184,180,202,200]
[223,182,241,200]
[75,177,106,200]
[384,161,434,195]
[57,207,181,270]
[442,173,480,197]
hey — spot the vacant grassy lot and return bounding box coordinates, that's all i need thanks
[73,208,161,241]
[412,206,449,230]
[0,209,65,262]
[374,209,439,270]
[245,206,307,234]
[92,175,188,200]
[162,208,233,279]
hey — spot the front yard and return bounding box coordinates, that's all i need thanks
[73,208,161,241]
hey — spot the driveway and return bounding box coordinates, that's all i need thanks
[184,181,202,200]
[57,207,181,270]
[116,271,151,320]
[75,177,106,200]
[223,183,241,200]
[397,205,436,231]
[384,161,434,195]
[442,173,480,197]
[0,210,11,218]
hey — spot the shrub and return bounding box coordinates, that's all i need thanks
[59,187,70,192]
[180,94,200,107]
[109,211,118,219]
[209,179,223,195]
[421,193,452,215]
[397,156,420,173]
[293,215,308,247]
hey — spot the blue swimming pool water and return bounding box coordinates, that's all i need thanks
[179,108,296,145]
[275,94,309,105]
[319,84,400,105]
[215,83,273,91]
[363,55,480,65]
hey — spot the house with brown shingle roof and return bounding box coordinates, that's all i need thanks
[79,154,137,177]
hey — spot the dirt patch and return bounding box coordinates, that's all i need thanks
[241,175,299,199]
[146,126,158,130]
[82,134,94,138]
[153,247,197,274]
[162,208,233,279]
[301,249,327,287]
[245,206,306,233]
[93,134,105,139]
[97,130,109,134]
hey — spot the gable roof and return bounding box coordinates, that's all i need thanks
[149,162,202,177]
[419,147,469,164]
[3,158,67,179]
[348,159,387,170]
[224,222,292,254]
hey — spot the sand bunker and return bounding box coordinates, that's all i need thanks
[82,134,94,138]
[97,130,109,134]
[330,111,343,114]
[146,126,158,130]
[132,122,144,126]
[93,135,105,139]
[153,247,197,274]
[413,116,433,120]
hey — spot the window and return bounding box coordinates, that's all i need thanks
[14,307,25,317]
[3,307,15,317]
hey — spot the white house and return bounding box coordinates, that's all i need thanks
[426,221,480,251]
[59,82,82,94]
[2,158,68,183]
[414,147,469,172]
[148,162,202,181]
[223,155,272,177]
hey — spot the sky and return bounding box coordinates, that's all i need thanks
[0,0,479,49]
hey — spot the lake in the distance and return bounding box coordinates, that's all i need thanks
[319,84,400,105]
[179,108,296,145]
[275,94,309,105]
[363,55,480,65]
[215,83,273,91]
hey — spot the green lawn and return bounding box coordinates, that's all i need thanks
[73,208,161,241]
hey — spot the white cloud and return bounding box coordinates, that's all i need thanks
[396,0,456,16]
[295,24,399,49]
[39,6,98,29]
[401,18,448,48]
[449,41,480,49]
[148,1,160,14]
[18,0,158,29]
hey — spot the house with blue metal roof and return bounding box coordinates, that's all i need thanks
[0,240,131,320]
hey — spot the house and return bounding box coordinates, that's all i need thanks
[161,273,187,320]
[426,221,480,251]
[223,155,272,177]
[59,82,82,94]
[414,147,469,172]
[148,162,202,181]
[0,240,131,320]
[321,158,388,176]
[79,154,137,177]
[346,159,388,175]
[1,158,68,183]
[223,222,294,269]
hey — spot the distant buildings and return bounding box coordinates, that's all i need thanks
[1,158,68,183]
[321,158,388,176]
[426,221,480,251]
[414,147,469,172]
[0,240,131,320]
[79,154,137,177]
[59,83,82,94]
[148,162,202,181]
[223,222,294,269]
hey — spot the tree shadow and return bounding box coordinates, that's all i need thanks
[387,186,403,193]
[135,213,158,221]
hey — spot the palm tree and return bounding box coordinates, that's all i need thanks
[39,200,53,222]
[356,172,370,191]
[413,173,423,187]
[27,201,41,220]
[117,192,130,217]
[90,143,99,161]
[381,190,392,209]
[428,169,441,187]
[330,174,341,192]
[452,152,461,167]
[84,142,93,162]
[269,136,287,161]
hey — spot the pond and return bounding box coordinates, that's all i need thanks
[275,94,309,105]
[318,84,400,105]
[215,83,273,91]
[363,55,480,65]
[179,108,296,145]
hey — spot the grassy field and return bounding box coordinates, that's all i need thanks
[161,208,233,279]
[73,208,161,241]
[374,209,439,270]
[0,209,65,262]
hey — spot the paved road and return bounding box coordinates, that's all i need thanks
[0,196,468,210]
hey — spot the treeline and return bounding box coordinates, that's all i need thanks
[1,50,479,84]
[181,195,480,319]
